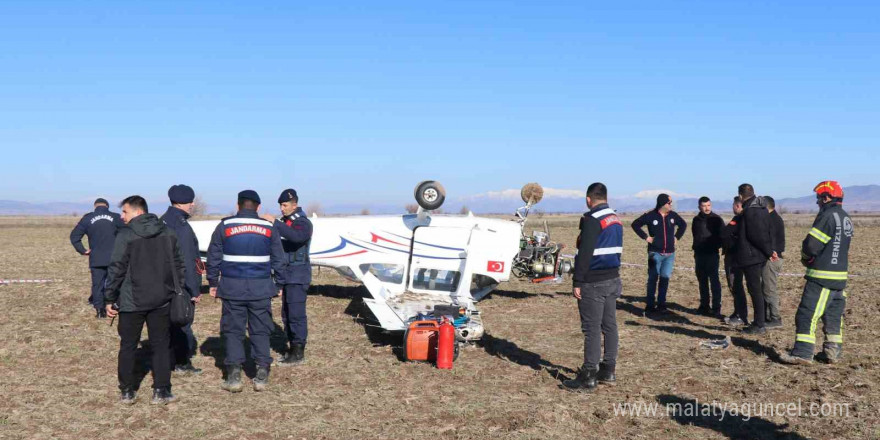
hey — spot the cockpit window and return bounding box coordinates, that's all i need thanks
[360,264,405,284]
[411,268,461,292]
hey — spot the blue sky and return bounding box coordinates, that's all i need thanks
[1,1,877,210]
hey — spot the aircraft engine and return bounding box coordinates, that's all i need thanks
[511,182,574,283]
[512,229,574,282]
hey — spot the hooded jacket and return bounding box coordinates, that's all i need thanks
[735,196,774,267]
[104,213,185,312]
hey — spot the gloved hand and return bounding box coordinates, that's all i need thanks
[801,251,814,267]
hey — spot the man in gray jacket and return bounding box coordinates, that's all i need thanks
[105,195,185,405]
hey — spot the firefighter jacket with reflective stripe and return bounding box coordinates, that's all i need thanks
[275,207,313,285]
[206,210,288,300]
[802,202,852,290]
[573,204,623,285]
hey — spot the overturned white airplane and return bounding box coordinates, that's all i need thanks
[191,182,573,345]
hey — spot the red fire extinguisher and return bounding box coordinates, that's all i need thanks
[436,317,455,370]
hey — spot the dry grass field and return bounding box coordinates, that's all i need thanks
[0,213,878,439]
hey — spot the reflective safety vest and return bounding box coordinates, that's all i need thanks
[802,203,852,290]
[219,217,275,279]
[589,207,623,271]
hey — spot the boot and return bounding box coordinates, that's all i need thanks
[119,388,137,405]
[278,344,305,366]
[151,387,177,405]
[562,366,598,391]
[221,365,243,393]
[173,362,203,376]
[253,365,270,392]
[821,342,843,364]
[596,362,616,385]
[741,325,766,335]
[778,351,813,365]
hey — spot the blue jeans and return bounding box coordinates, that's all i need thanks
[646,252,675,309]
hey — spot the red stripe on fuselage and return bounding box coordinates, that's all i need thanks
[370,233,408,247]
[319,250,368,259]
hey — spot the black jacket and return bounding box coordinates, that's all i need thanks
[104,214,185,312]
[274,207,313,285]
[721,214,741,259]
[69,206,121,267]
[769,210,786,258]
[631,209,686,253]
[691,211,724,255]
[735,196,774,267]
[161,206,201,298]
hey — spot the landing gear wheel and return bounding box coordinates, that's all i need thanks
[414,180,446,211]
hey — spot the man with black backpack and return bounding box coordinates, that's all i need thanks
[105,195,185,405]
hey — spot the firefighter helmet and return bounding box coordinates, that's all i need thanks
[813,180,844,199]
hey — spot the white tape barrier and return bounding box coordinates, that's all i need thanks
[0,279,62,285]
[619,262,861,278]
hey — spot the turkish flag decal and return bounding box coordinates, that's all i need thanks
[487,261,505,272]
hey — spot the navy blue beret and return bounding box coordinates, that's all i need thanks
[168,184,195,204]
[277,188,298,203]
[238,189,261,204]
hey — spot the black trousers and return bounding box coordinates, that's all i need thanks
[577,277,621,370]
[170,317,197,366]
[282,284,309,347]
[724,255,748,322]
[741,262,766,327]
[89,267,108,310]
[695,253,722,313]
[117,306,171,391]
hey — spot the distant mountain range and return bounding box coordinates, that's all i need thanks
[2,185,879,216]
[444,184,880,214]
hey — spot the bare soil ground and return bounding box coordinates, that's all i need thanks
[0,214,877,439]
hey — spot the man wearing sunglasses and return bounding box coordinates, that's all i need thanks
[631,193,686,314]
